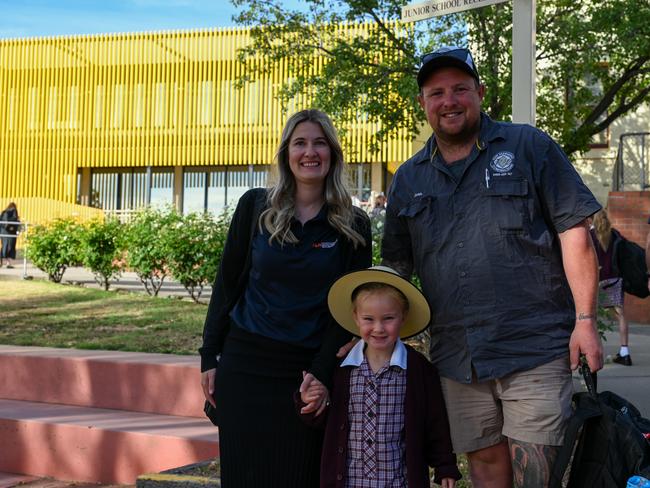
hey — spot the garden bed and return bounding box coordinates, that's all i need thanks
[136,460,220,488]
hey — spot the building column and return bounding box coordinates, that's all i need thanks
[79,168,92,206]
[371,161,384,194]
[174,165,184,213]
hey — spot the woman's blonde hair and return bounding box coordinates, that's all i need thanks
[260,109,365,248]
[592,209,612,250]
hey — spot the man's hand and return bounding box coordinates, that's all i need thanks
[336,337,358,358]
[201,368,216,407]
[299,372,330,416]
[569,317,603,372]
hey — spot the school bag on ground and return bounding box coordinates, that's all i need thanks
[550,363,650,488]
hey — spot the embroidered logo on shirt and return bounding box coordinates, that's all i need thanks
[313,239,338,249]
[490,151,515,173]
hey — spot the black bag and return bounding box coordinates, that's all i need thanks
[550,363,650,488]
[614,231,649,299]
[5,223,16,233]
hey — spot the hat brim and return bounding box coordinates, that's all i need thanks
[328,268,431,339]
[417,56,480,88]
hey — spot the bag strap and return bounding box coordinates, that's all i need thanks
[549,360,600,488]
[580,361,598,399]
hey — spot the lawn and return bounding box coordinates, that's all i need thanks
[0,276,206,354]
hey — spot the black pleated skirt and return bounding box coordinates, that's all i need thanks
[213,325,324,488]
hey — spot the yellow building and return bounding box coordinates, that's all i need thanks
[0,25,414,224]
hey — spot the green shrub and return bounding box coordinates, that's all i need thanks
[25,218,83,282]
[165,209,231,303]
[125,207,180,296]
[79,218,126,290]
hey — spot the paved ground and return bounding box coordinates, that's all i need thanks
[0,257,212,301]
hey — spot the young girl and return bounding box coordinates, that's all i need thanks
[299,265,461,487]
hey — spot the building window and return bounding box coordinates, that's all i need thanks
[348,163,372,203]
[184,165,269,215]
[90,168,171,212]
[150,169,174,208]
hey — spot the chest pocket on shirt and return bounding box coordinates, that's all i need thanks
[397,195,438,254]
[483,178,529,234]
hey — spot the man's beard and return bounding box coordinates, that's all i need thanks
[436,116,481,146]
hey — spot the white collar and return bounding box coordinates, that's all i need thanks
[340,339,407,370]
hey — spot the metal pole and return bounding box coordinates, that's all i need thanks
[512,0,536,126]
[641,134,646,190]
[22,223,28,280]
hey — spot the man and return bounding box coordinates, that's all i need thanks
[381,47,604,487]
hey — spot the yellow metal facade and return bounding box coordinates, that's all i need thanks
[0,25,413,217]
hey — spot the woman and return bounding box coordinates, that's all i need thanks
[0,202,20,268]
[591,209,631,366]
[199,109,372,487]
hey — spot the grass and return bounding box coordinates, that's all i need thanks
[0,276,206,354]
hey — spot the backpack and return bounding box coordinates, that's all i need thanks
[550,364,650,488]
[613,230,649,299]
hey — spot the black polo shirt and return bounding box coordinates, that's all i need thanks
[383,114,601,383]
[230,205,358,348]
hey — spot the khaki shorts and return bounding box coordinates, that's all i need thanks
[439,356,573,453]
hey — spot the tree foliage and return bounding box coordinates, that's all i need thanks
[25,218,83,283]
[79,218,125,290]
[164,210,231,303]
[232,0,650,156]
[124,207,180,296]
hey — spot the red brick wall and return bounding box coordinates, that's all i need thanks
[607,191,650,323]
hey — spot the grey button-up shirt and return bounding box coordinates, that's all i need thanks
[382,114,601,383]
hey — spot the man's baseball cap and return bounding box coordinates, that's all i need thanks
[417,46,480,88]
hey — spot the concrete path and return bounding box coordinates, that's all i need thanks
[593,323,650,417]
[0,258,212,301]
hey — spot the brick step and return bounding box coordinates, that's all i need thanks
[0,346,204,418]
[0,398,218,484]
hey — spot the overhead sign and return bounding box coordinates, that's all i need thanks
[402,0,509,22]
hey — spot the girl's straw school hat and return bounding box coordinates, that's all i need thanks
[327,265,431,339]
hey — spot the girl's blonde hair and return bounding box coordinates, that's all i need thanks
[592,209,612,250]
[352,282,410,315]
[260,109,365,248]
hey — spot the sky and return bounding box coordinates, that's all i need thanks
[0,0,299,39]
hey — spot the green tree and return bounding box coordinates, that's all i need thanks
[124,207,180,296]
[233,0,650,157]
[25,218,83,283]
[79,218,125,290]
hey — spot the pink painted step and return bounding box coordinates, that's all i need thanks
[0,346,204,418]
[0,399,218,484]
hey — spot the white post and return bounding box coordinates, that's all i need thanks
[22,223,28,279]
[512,0,536,126]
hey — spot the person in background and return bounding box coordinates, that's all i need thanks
[199,109,372,488]
[592,209,631,366]
[381,46,603,487]
[646,216,650,295]
[0,202,20,268]
[370,192,387,218]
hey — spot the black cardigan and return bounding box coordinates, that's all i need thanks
[199,188,372,384]
[297,345,462,487]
